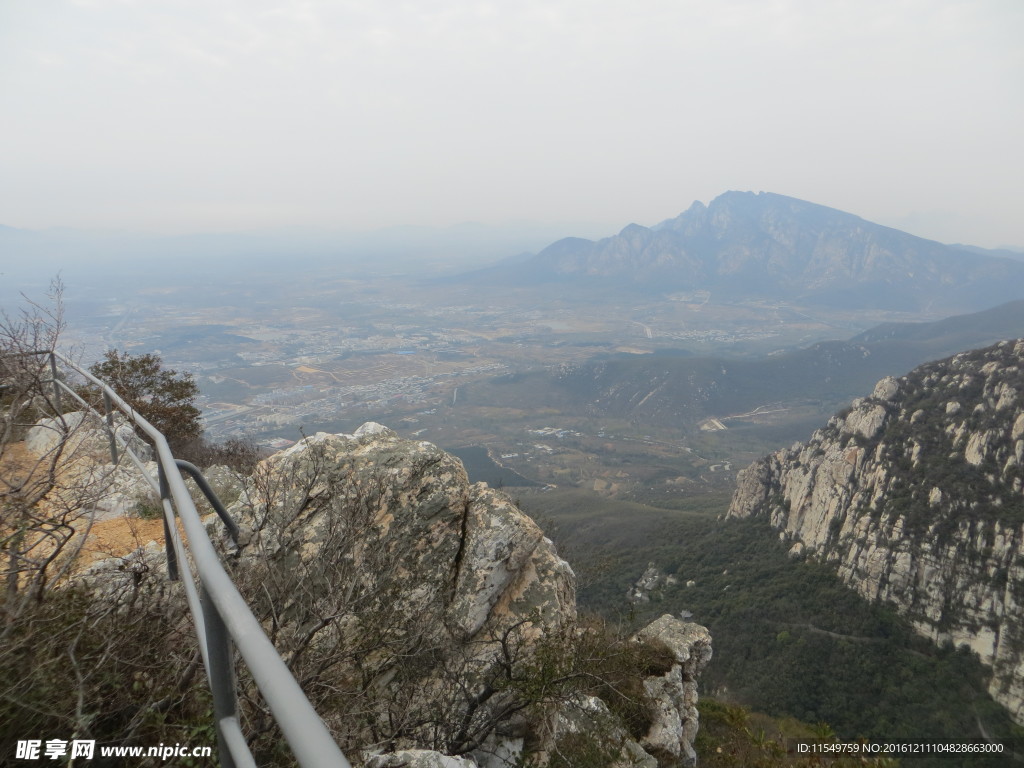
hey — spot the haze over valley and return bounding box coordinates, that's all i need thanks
[14,192,1023,504]
[10,192,1024,759]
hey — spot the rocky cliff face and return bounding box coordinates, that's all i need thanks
[728,340,1024,723]
[72,422,711,766]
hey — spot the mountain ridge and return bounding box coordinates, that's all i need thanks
[460,191,1024,312]
[460,299,1024,437]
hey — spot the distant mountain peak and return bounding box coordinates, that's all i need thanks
[618,222,648,237]
[469,192,1024,313]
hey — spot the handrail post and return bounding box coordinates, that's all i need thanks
[102,390,119,465]
[202,583,241,768]
[158,463,180,582]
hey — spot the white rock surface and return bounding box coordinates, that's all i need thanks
[635,615,713,767]
[729,348,1024,724]
[366,751,478,768]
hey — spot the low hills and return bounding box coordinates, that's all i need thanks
[459,300,1024,437]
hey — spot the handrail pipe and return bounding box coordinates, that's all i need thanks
[32,350,352,768]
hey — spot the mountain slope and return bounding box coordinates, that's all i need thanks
[728,340,1024,723]
[852,299,1024,346]
[468,192,1024,312]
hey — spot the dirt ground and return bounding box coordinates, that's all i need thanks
[2,440,182,566]
[78,515,176,563]
[1,440,36,482]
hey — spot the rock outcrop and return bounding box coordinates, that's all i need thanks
[628,563,679,604]
[24,409,156,520]
[366,751,478,768]
[75,421,711,766]
[729,340,1024,722]
[26,410,152,463]
[239,421,575,636]
[635,616,713,767]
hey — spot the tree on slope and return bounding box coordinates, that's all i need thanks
[89,350,202,454]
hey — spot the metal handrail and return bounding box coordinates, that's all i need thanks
[40,351,352,768]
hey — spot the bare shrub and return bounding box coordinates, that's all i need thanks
[0,282,212,755]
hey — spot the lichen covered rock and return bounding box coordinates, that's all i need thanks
[635,615,713,767]
[240,423,576,644]
[365,750,477,768]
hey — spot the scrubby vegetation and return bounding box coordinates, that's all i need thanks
[522,487,1024,767]
[1,287,215,761]
[0,584,213,761]
[695,698,907,768]
[82,348,263,473]
[87,349,204,455]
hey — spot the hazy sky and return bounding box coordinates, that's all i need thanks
[2,0,1022,248]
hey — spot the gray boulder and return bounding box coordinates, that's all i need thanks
[366,750,478,768]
